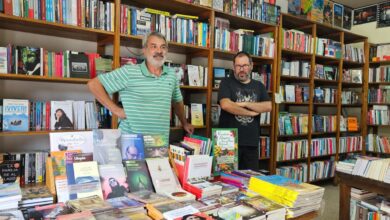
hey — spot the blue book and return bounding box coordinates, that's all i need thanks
[2,99,29,132]
[121,134,145,160]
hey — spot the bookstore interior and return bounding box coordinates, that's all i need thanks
[1,0,390,219]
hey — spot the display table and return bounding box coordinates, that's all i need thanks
[337,172,390,220]
[290,211,319,220]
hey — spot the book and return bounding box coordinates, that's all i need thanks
[127,189,170,205]
[69,52,90,78]
[143,134,168,158]
[343,6,352,30]
[121,134,145,160]
[66,161,103,200]
[50,101,74,130]
[191,103,204,126]
[98,164,128,200]
[20,184,53,204]
[211,128,238,176]
[57,211,96,220]
[123,160,154,192]
[0,47,7,73]
[27,203,67,220]
[333,3,343,28]
[2,99,29,132]
[323,0,333,26]
[0,160,20,184]
[17,46,42,75]
[66,195,112,213]
[288,0,301,15]
[49,131,94,153]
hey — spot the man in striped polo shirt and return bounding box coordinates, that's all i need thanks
[87,32,194,140]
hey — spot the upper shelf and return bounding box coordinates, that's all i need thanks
[0,13,114,42]
[370,60,390,66]
[120,34,210,56]
[126,0,212,20]
[213,49,274,63]
[214,10,276,30]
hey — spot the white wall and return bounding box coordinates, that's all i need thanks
[350,22,390,44]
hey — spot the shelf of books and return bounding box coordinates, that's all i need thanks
[366,43,390,157]
[274,13,368,183]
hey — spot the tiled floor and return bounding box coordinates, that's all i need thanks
[314,183,340,220]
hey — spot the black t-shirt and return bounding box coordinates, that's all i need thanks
[218,77,270,147]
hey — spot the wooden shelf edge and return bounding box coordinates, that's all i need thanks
[0,130,92,136]
[0,74,90,84]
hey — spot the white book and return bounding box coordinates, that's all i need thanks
[187,65,201,86]
[50,100,74,130]
[285,85,295,102]
[49,131,94,153]
[0,47,8,73]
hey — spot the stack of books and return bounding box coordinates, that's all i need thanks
[0,183,22,211]
[248,175,324,218]
[19,185,54,214]
[336,158,357,174]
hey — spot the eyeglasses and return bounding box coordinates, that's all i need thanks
[234,64,250,70]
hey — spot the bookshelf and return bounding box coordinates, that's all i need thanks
[366,52,390,156]
[274,13,368,182]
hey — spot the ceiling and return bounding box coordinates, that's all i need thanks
[333,0,388,8]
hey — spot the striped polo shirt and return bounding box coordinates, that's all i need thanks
[98,61,183,140]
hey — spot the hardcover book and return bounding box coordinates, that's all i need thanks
[143,134,168,158]
[0,160,20,184]
[98,164,128,200]
[333,3,343,28]
[123,160,154,192]
[211,128,238,176]
[121,134,145,160]
[50,101,74,130]
[343,6,352,30]
[2,99,29,132]
[323,0,333,26]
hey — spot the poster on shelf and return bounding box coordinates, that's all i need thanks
[377,2,390,28]
[353,5,377,25]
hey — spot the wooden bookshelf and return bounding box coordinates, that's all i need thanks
[274,13,368,183]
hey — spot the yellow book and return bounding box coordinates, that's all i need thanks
[173,13,199,20]
[127,8,131,35]
[198,22,203,47]
[145,8,170,16]
[45,157,56,195]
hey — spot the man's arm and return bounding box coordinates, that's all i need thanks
[237,101,272,113]
[172,101,194,134]
[87,78,126,119]
[220,98,259,117]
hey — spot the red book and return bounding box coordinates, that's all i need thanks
[41,0,46,20]
[3,0,12,15]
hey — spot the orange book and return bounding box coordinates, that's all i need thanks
[347,117,359,131]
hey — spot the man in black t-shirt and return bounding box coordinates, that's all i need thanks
[217,51,272,171]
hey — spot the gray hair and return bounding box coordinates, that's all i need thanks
[142,32,168,48]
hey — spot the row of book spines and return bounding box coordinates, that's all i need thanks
[279,84,309,103]
[367,110,390,125]
[2,151,48,186]
[252,71,272,91]
[366,134,390,153]
[368,88,390,104]
[315,37,342,59]
[342,90,362,105]
[309,160,336,182]
[281,60,310,78]
[351,199,389,220]
[344,45,365,63]
[340,136,363,153]
[311,138,336,156]
[282,29,313,53]
[214,29,275,57]
[276,139,308,161]
[120,6,209,47]
[278,113,309,135]
[312,115,337,133]
[368,67,390,83]
[2,0,115,31]
[259,136,270,158]
[276,163,308,183]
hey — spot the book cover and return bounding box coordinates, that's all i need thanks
[66,195,112,213]
[56,211,95,220]
[123,160,154,192]
[50,101,74,130]
[288,0,301,16]
[301,0,313,18]
[145,158,181,194]
[49,131,94,153]
[2,99,29,132]
[0,160,20,184]
[323,0,333,26]
[21,184,53,202]
[68,52,90,78]
[16,46,41,75]
[143,134,168,158]
[106,196,143,209]
[27,203,67,220]
[121,134,145,160]
[333,3,343,28]
[343,6,353,30]
[98,164,128,200]
[66,161,103,200]
[211,128,238,176]
[191,103,204,126]
[127,189,168,204]
[311,0,324,23]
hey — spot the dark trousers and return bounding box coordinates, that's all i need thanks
[238,145,259,171]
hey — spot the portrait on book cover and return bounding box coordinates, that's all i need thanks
[99,164,129,200]
[121,134,145,160]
